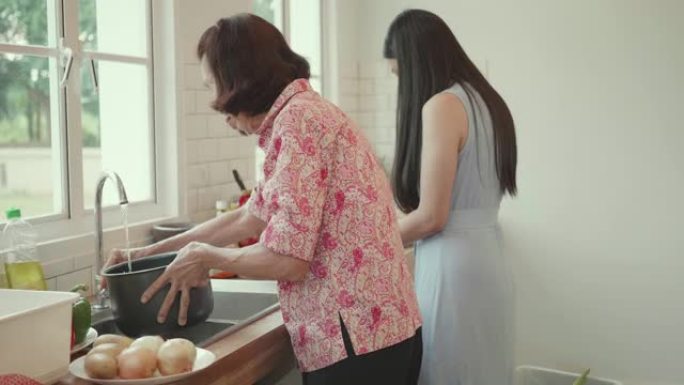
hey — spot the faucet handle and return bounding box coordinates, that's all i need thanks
[92,275,110,310]
[94,274,105,291]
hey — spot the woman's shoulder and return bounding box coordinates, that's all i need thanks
[270,93,349,148]
[422,89,466,120]
[274,89,321,117]
[421,87,468,149]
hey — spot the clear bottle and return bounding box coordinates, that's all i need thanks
[0,251,4,288]
[2,208,46,290]
[215,200,228,218]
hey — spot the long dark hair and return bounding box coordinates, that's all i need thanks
[384,9,517,213]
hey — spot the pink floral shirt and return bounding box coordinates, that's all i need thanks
[247,79,422,372]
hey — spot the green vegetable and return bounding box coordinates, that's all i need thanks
[572,369,590,385]
[70,284,92,344]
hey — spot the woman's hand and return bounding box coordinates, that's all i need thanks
[99,247,149,289]
[103,247,147,270]
[141,242,211,326]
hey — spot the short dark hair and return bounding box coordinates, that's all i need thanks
[197,13,310,116]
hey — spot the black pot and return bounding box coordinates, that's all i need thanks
[103,252,214,337]
[151,223,194,243]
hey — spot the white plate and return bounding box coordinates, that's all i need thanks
[71,327,98,354]
[69,347,216,385]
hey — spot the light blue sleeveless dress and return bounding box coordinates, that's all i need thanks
[415,83,515,385]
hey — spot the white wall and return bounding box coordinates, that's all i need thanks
[342,1,684,384]
[322,0,398,174]
[175,0,257,222]
[322,0,362,112]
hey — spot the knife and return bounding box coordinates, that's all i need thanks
[232,169,247,191]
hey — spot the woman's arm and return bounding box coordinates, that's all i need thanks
[143,206,264,255]
[141,234,309,325]
[204,243,309,282]
[106,206,263,262]
[399,92,468,245]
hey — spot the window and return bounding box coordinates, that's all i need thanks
[0,0,63,219]
[288,0,322,92]
[254,0,322,93]
[77,0,154,210]
[0,0,157,230]
[252,0,323,179]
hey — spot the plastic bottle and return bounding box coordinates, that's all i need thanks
[1,208,46,290]
[215,200,228,218]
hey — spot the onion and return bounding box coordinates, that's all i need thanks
[84,352,117,379]
[88,342,126,358]
[93,334,132,348]
[130,335,165,354]
[157,338,197,375]
[117,346,157,379]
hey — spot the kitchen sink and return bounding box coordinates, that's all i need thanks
[91,288,279,348]
[92,318,235,347]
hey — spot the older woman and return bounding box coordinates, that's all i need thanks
[106,13,422,385]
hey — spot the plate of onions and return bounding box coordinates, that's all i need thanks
[69,335,216,385]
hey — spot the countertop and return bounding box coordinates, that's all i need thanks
[57,280,295,385]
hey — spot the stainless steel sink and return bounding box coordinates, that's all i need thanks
[92,290,279,347]
[208,291,279,322]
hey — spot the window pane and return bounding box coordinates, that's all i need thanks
[79,0,147,57]
[0,54,62,218]
[253,0,283,31]
[78,0,97,52]
[82,61,153,208]
[289,0,321,77]
[0,0,49,46]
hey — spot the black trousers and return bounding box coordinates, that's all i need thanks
[302,321,422,385]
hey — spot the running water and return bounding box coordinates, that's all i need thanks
[121,203,132,273]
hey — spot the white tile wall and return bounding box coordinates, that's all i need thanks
[42,256,88,293]
[176,0,256,222]
[182,91,197,116]
[181,58,256,223]
[54,267,93,294]
[183,63,204,89]
[42,256,74,279]
[339,60,398,174]
[40,244,148,296]
[185,115,208,139]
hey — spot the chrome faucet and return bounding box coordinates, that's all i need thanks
[93,171,129,310]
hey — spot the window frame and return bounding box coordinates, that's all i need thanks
[260,0,324,96]
[0,0,67,225]
[64,0,159,214]
[0,0,179,245]
[286,0,325,96]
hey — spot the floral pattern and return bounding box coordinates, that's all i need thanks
[248,79,421,372]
